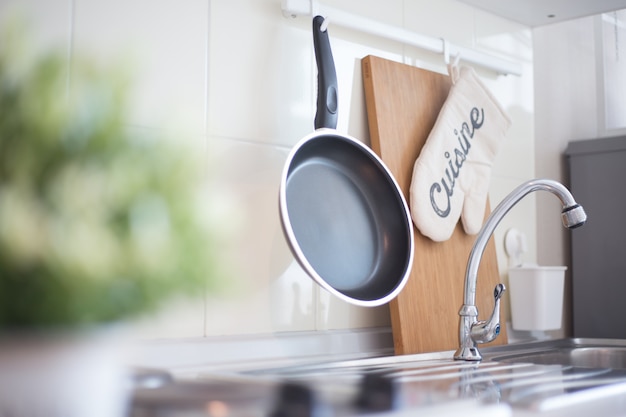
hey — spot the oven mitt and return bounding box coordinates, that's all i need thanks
[410,63,511,242]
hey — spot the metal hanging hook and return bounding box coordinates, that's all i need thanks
[320,16,329,32]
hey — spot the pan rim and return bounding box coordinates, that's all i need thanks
[279,128,414,307]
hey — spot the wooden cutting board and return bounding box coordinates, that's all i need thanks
[362,55,507,355]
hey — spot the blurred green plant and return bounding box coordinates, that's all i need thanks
[0,24,222,329]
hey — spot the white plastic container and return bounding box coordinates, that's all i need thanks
[508,265,567,331]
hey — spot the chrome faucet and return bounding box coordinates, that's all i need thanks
[454,179,587,361]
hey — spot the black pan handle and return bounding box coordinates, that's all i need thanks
[312,16,338,130]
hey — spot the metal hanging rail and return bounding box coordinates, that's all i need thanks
[281,0,523,76]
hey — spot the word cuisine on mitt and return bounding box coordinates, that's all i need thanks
[409,62,511,242]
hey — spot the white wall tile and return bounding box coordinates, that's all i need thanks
[532,17,600,338]
[208,0,314,146]
[489,177,538,268]
[322,36,403,143]
[204,259,316,335]
[203,137,316,335]
[0,0,71,52]
[404,0,475,46]
[533,17,598,269]
[73,0,208,133]
[5,0,538,340]
[207,0,409,148]
[206,137,293,287]
[317,289,391,330]
[485,68,536,180]
[0,0,73,94]
[323,0,404,27]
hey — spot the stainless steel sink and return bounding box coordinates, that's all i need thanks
[481,338,626,370]
[490,346,626,369]
[132,339,626,416]
[249,338,626,415]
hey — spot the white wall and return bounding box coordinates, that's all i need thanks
[1,0,534,341]
[534,17,598,266]
[533,13,623,337]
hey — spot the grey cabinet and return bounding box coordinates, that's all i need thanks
[566,136,626,339]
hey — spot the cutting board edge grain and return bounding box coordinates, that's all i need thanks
[362,55,508,355]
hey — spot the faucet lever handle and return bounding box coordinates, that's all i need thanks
[494,283,505,300]
[470,283,506,345]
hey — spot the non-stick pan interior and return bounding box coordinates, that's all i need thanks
[282,134,412,303]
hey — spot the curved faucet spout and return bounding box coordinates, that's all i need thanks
[454,179,587,361]
[463,179,586,307]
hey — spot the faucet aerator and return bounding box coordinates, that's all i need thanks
[562,204,587,229]
[568,221,586,229]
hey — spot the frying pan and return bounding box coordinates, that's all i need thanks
[278,16,414,307]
